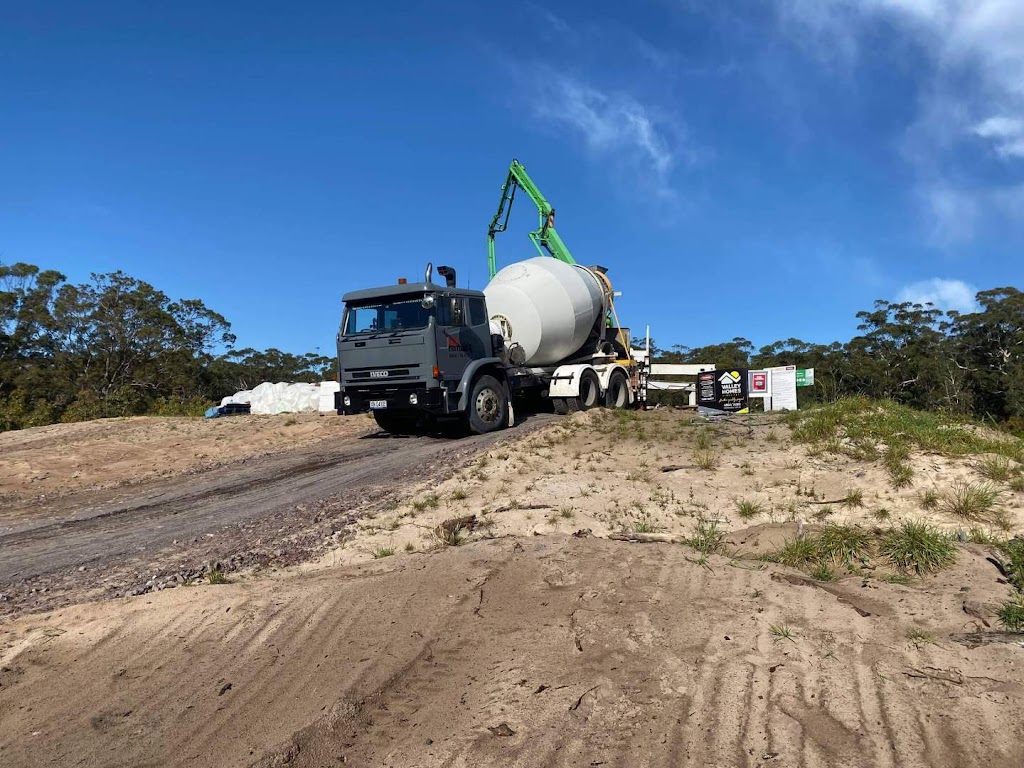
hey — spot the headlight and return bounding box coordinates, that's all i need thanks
[409,393,419,405]
[343,395,351,407]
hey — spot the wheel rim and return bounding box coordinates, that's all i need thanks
[612,379,627,408]
[475,387,501,424]
[581,377,598,408]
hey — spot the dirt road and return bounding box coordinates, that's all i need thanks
[0,414,555,615]
[2,536,1021,768]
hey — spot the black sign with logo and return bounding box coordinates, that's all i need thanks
[696,369,750,414]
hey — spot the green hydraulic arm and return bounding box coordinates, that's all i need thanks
[487,159,576,279]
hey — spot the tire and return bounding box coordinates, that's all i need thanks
[551,398,570,415]
[372,411,419,435]
[467,375,508,434]
[566,369,601,412]
[605,370,630,409]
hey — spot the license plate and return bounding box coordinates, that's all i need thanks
[369,400,388,410]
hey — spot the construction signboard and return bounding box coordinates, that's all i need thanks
[749,370,771,398]
[796,368,815,387]
[697,369,749,415]
[766,365,798,411]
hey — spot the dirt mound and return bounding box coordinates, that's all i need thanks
[1,536,1021,767]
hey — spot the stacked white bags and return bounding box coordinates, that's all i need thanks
[221,381,340,415]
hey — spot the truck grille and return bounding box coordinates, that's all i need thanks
[349,368,412,380]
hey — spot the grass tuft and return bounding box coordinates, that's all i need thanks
[685,518,723,555]
[818,524,872,567]
[693,450,719,471]
[372,545,396,559]
[842,488,865,508]
[907,627,936,648]
[769,623,797,642]
[771,536,821,568]
[978,456,1019,483]
[207,570,230,585]
[631,515,662,534]
[412,492,440,512]
[735,498,765,520]
[997,593,1024,632]
[879,521,956,574]
[810,563,835,582]
[939,481,1002,522]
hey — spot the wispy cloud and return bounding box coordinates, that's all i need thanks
[774,0,1024,241]
[529,70,687,194]
[973,116,1024,159]
[897,277,979,313]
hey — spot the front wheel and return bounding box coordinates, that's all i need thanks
[468,375,508,434]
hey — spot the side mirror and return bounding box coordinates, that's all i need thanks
[421,295,436,310]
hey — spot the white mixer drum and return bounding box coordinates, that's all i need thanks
[484,257,605,366]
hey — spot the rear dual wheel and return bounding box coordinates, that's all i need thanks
[553,370,629,414]
[562,369,601,413]
[605,370,630,409]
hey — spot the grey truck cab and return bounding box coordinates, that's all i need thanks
[335,265,511,434]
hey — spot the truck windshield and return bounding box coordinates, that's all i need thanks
[343,298,432,334]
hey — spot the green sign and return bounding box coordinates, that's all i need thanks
[796,368,815,387]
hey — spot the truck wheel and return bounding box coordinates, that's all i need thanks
[372,411,419,435]
[468,375,508,434]
[566,369,601,412]
[551,398,570,415]
[605,371,630,409]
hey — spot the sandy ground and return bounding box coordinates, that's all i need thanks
[1,536,1021,768]
[334,409,1024,565]
[0,413,374,522]
[2,408,1024,767]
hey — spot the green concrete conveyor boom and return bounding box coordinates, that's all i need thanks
[487,159,576,279]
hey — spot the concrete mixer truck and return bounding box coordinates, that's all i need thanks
[334,160,647,434]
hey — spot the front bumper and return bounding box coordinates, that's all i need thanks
[336,384,445,415]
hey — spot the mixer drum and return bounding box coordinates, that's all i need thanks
[484,257,606,367]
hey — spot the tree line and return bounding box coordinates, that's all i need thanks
[3,260,1021,432]
[1,262,336,431]
[642,287,1024,428]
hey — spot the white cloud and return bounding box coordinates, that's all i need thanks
[973,116,1024,159]
[531,72,681,190]
[897,277,979,313]
[918,181,980,244]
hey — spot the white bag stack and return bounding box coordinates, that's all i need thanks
[221,382,339,414]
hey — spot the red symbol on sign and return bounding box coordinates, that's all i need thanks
[751,373,768,393]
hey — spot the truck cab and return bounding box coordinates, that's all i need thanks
[336,267,510,434]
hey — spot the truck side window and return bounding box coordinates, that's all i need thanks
[449,298,465,327]
[468,298,487,326]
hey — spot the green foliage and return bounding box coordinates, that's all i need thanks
[978,456,1020,483]
[770,536,821,568]
[879,521,957,574]
[818,524,872,567]
[939,482,1003,522]
[685,518,724,555]
[735,498,765,520]
[0,260,334,432]
[997,593,1024,632]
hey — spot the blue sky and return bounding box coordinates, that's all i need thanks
[2,1,1022,356]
